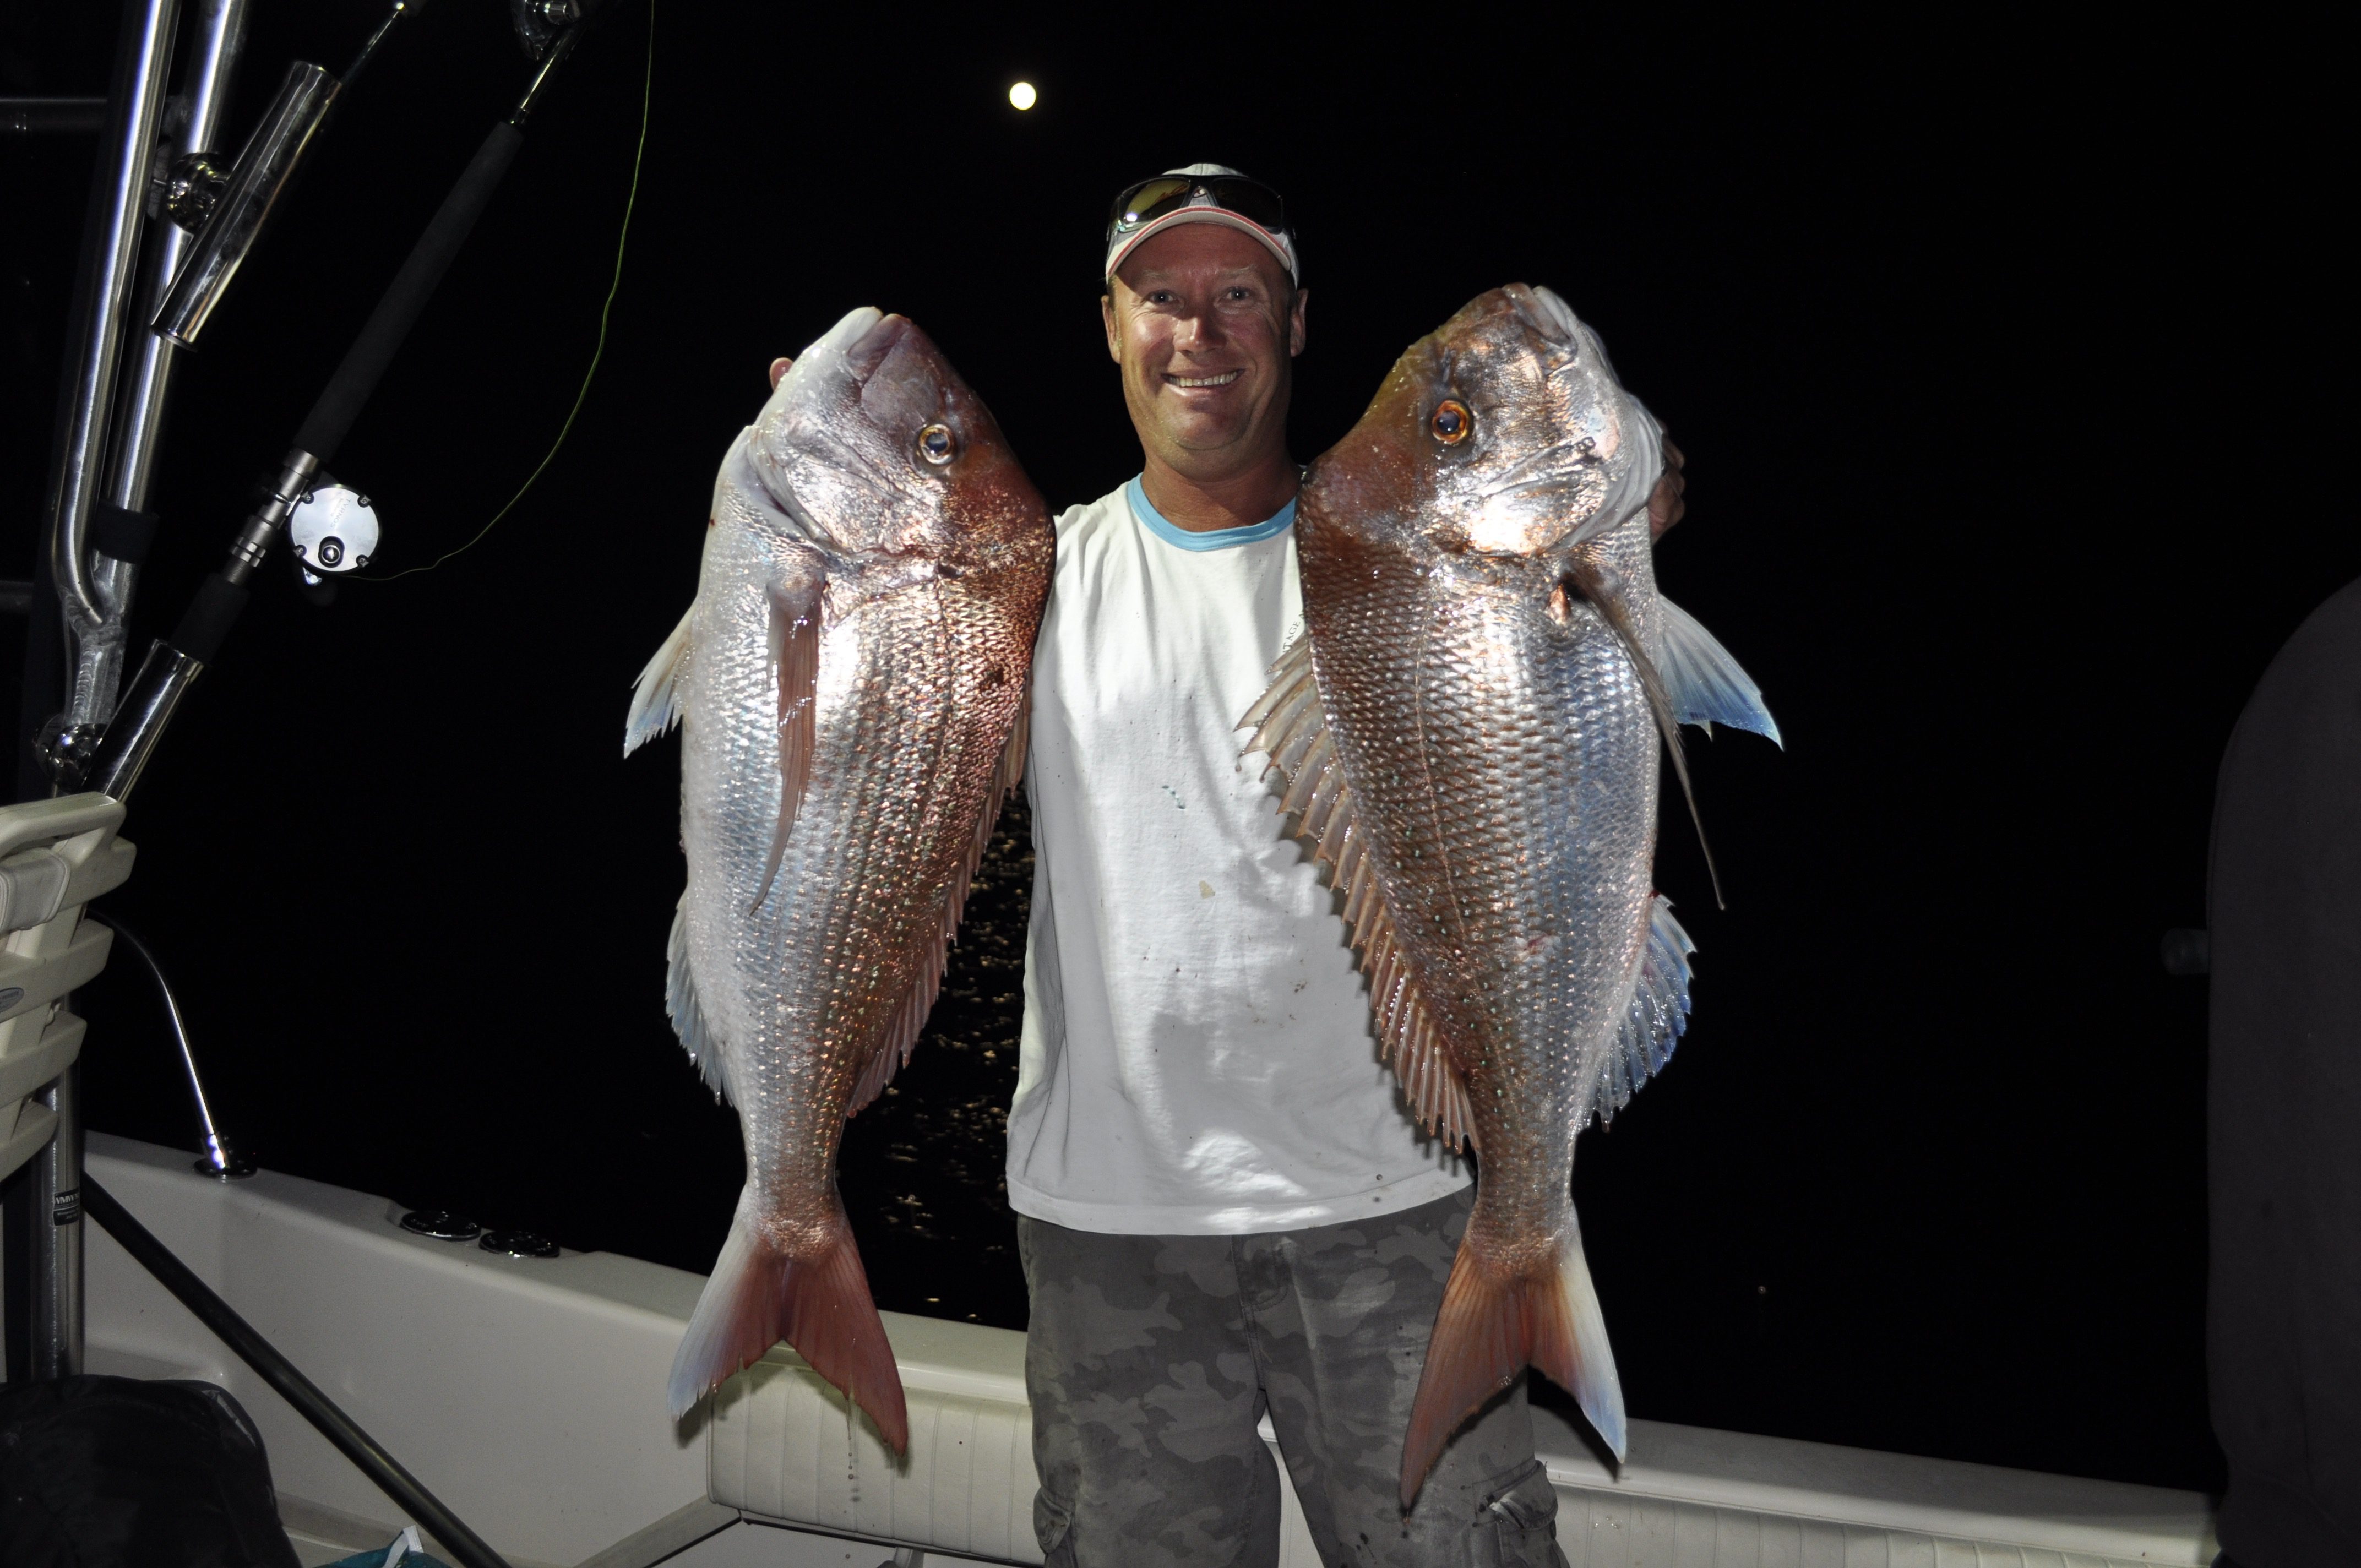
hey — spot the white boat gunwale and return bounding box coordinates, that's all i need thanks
[69,1130,2217,1568]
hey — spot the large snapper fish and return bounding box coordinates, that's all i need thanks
[1241,285,1777,1502]
[625,308,1052,1446]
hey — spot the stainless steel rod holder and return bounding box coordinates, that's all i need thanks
[46,0,182,636]
[152,61,339,350]
[65,0,251,736]
[82,641,203,804]
[73,18,586,813]
[80,448,314,802]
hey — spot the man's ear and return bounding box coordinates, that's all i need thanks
[1288,287,1309,358]
[1101,291,1123,364]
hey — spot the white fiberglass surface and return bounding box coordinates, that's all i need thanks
[77,1133,2215,1568]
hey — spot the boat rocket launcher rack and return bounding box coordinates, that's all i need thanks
[51,0,616,805]
[11,6,625,1565]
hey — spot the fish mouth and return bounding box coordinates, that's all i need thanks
[1508,284,1580,349]
[751,307,921,536]
[842,312,912,385]
[775,307,922,400]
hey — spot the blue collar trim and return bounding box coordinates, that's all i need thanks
[1127,476,1296,552]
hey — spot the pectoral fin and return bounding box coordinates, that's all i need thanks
[1565,555,1724,908]
[750,556,826,912]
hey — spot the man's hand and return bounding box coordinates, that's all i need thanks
[1649,438,1686,540]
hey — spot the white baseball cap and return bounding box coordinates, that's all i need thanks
[1103,163,1300,285]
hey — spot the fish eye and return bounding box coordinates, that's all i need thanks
[917,423,957,465]
[1430,400,1472,445]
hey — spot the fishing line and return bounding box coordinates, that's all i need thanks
[360,0,653,583]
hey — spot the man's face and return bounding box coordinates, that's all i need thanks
[1102,224,1308,479]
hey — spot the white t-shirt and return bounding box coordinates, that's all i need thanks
[1005,478,1470,1235]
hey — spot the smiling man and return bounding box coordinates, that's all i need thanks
[982,165,1680,1568]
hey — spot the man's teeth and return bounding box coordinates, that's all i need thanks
[1170,371,1242,388]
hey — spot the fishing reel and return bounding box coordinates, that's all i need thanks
[285,478,381,602]
[511,0,617,58]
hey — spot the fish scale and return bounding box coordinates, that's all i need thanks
[1242,284,1778,1506]
[1309,549,1657,1165]
[629,307,1051,1449]
[700,588,1008,1218]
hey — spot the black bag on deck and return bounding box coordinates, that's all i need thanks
[0,1374,301,1568]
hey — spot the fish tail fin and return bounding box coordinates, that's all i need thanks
[1400,1223,1625,1506]
[667,1191,909,1452]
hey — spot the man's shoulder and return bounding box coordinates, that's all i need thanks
[1053,480,1134,543]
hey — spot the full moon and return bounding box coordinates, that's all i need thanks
[1008,81,1037,111]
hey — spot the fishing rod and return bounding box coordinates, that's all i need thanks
[67,1,614,804]
[81,1176,514,1568]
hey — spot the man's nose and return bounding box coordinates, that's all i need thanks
[1173,308,1225,352]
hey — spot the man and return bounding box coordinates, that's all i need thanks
[761,165,1684,1566]
[989,165,1684,1568]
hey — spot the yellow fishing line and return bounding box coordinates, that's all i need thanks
[365,0,653,583]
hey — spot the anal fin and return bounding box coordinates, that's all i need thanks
[624,606,694,756]
[666,895,731,1107]
[1591,894,1695,1126]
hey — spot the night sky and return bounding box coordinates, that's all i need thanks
[4,3,2346,1495]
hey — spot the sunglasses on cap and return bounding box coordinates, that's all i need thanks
[1106,173,1290,242]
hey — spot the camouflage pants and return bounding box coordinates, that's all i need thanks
[1019,1190,1566,1568]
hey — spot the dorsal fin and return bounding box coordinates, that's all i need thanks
[846,687,1032,1119]
[1242,638,1477,1152]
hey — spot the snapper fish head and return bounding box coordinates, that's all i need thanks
[733,307,1042,568]
[1318,284,1663,559]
